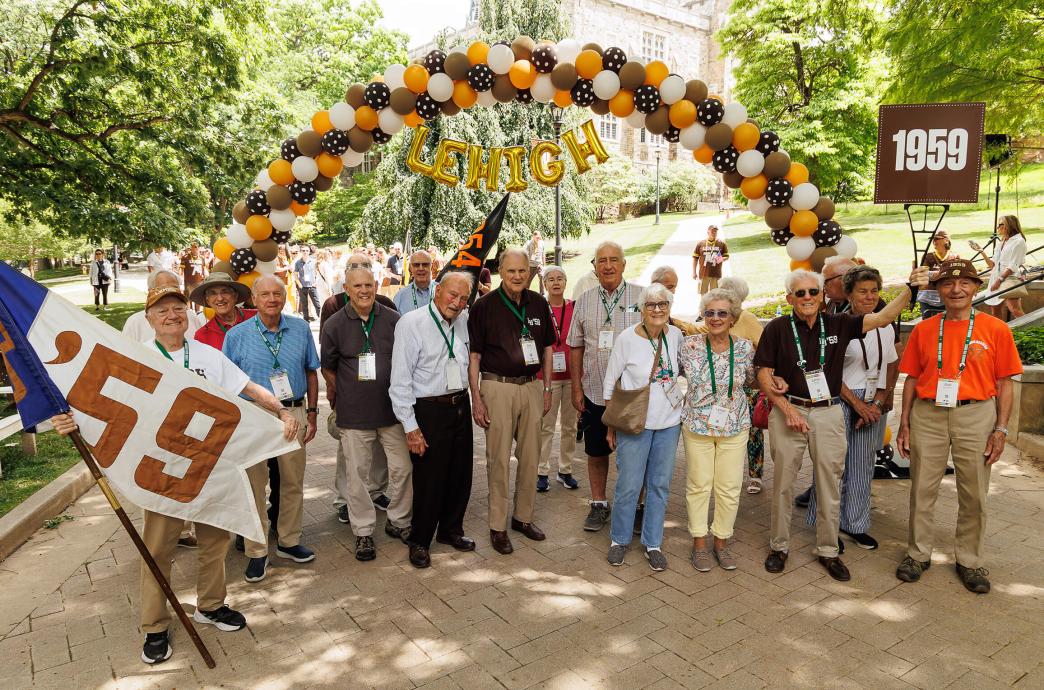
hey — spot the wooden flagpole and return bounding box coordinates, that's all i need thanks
[67,429,217,669]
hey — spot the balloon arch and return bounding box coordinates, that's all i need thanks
[212,35,858,285]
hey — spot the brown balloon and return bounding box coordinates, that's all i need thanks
[297,130,322,157]
[723,170,744,189]
[809,247,839,272]
[445,52,471,80]
[440,99,461,116]
[345,83,366,108]
[511,36,535,60]
[314,174,333,192]
[252,239,278,263]
[746,118,759,128]
[389,87,417,115]
[550,63,578,91]
[765,206,794,230]
[813,196,836,221]
[348,127,373,153]
[232,200,250,224]
[645,107,670,135]
[705,123,734,151]
[212,260,235,276]
[763,151,792,179]
[582,42,603,56]
[492,75,517,103]
[684,79,708,104]
[590,98,610,116]
[266,185,291,211]
[618,61,646,90]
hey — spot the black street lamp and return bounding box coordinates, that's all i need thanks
[655,148,662,225]
[551,105,564,266]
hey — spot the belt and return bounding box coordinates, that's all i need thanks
[281,397,305,408]
[481,373,537,385]
[417,391,469,406]
[786,395,841,409]
[924,398,986,407]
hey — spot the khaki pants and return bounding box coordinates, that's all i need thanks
[481,378,543,530]
[683,428,749,539]
[140,510,228,634]
[768,404,846,557]
[244,406,307,558]
[339,425,413,536]
[700,276,719,294]
[908,399,994,568]
[539,379,576,475]
[333,433,389,508]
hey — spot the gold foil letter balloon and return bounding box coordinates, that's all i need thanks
[561,119,609,174]
[406,125,434,177]
[529,141,565,186]
[431,138,469,187]
[501,146,529,192]
[465,144,504,191]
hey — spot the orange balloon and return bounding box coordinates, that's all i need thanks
[316,152,343,178]
[354,105,378,131]
[237,270,261,288]
[553,89,573,108]
[268,159,294,186]
[246,214,273,241]
[789,210,818,237]
[467,41,490,66]
[203,307,215,320]
[668,100,697,128]
[311,110,333,135]
[608,90,635,117]
[733,122,760,152]
[644,61,669,87]
[575,50,603,80]
[786,162,810,186]
[789,259,813,271]
[290,201,310,217]
[508,60,537,89]
[213,237,234,262]
[404,110,424,128]
[693,145,714,164]
[740,174,768,200]
[452,81,477,108]
[404,64,430,94]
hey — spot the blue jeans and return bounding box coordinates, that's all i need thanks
[610,425,681,549]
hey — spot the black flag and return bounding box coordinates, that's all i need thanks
[437,193,510,304]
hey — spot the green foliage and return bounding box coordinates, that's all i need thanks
[748,285,922,321]
[310,172,379,244]
[637,162,717,213]
[0,201,87,277]
[1013,327,1044,366]
[585,157,641,221]
[80,301,144,330]
[0,432,82,518]
[44,515,74,529]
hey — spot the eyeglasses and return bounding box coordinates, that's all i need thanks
[347,262,372,269]
[703,309,731,319]
[793,288,821,298]
[643,301,670,312]
[824,275,841,283]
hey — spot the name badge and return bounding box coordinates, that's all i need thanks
[708,404,729,428]
[552,351,567,372]
[804,369,831,402]
[863,375,878,402]
[521,337,540,366]
[270,370,293,400]
[358,352,377,381]
[598,330,614,350]
[445,359,463,391]
[935,378,959,407]
[664,380,683,408]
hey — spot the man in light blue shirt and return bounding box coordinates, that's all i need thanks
[393,250,436,314]
[293,245,321,321]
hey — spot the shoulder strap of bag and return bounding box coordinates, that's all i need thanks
[647,336,663,384]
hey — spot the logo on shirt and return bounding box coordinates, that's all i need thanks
[827,335,839,344]
[527,317,542,327]
[969,339,990,361]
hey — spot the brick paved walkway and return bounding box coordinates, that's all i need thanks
[1,403,1042,689]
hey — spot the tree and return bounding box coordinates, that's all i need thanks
[643,161,717,212]
[884,1,1044,137]
[0,203,87,278]
[585,156,641,221]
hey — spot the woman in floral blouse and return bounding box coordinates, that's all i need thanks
[679,288,756,572]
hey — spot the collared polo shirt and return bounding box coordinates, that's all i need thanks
[566,281,644,401]
[753,313,864,399]
[319,292,396,334]
[393,281,435,314]
[222,313,319,400]
[468,288,555,378]
[194,308,257,350]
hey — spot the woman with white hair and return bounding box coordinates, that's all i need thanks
[650,265,699,336]
[602,283,685,571]
[537,265,580,492]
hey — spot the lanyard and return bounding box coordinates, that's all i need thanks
[412,283,420,308]
[497,288,531,338]
[549,303,566,346]
[428,302,455,359]
[155,339,189,369]
[641,324,672,377]
[938,312,975,377]
[254,316,284,369]
[599,283,625,325]
[858,327,883,373]
[360,308,376,353]
[217,308,244,334]
[706,335,734,398]
[790,314,825,371]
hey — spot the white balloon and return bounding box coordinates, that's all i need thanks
[269,209,296,233]
[290,156,318,183]
[556,38,581,64]
[786,236,816,261]
[378,108,404,134]
[228,223,252,249]
[835,234,858,259]
[255,260,277,275]
[679,123,706,150]
[659,75,686,105]
[487,44,515,74]
[748,196,770,217]
[384,64,406,91]
[736,149,766,178]
[329,102,356,130]
[721,102,748,128]
[477,89,498,107]
[790,182,820,210]
[254,169,274,191]
[450,45,467,56]
[592,70,621,101]
[427,73,454,102]
[626,111,646,128]
[341,149,365,168]
[531,74,555,103]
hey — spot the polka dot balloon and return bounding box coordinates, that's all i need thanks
[280,137,301,162]
[321,129,349,156]
[664,126,681,143]
[602,47,627,73]
[756,130,781,155]
[814,220,842,247]
[570,79,596,107]
[516,88,533,104]
[290,180,317,205]
[423,50,446,75]
[371,127,391,145]
[364,82,391,110]
[634,84,661,114]
[246,190,270,216]
[531,44,558,74]
[711,146,739,173]
[415,93,440,120]
[271,228,292,244]
[230,248,257,274]
[696,98,724,126]
[467,64,495,92]
[765,178,793,207]
[770,227,794,247]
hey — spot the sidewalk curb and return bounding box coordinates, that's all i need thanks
[0,463,95,563]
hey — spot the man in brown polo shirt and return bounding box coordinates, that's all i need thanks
[754,266,928,581]
[468,249,555,554]
[692,225,729,295]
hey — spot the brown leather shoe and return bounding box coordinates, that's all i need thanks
[764,550,788,573]
[436,534,476,551]
[510,518,546,541]
[819,556,851,581]
[408,543,430,569]
[490,530,513,554]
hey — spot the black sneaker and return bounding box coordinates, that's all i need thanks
[537,475,550,493]
[557,473,579,490]
[193,605,246,632]
[276,544,316,563]
[355,536,376,561]
[583,503,611,532]
[633,504,645,536]
[956,564,991,594]
[244,556,268,582]
[385,522,410,543]
[337,505,350,524]
[372,494,390,511]
[895,555,930,583]
[841,530,878,550]
[141,630,172,664]
[794,488,812,508]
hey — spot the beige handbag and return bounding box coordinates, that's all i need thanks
[602,338,662,435]
[998,276,1029,299]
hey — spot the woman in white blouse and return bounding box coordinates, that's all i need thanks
[977,215,1028,319]
[602,283,685,572]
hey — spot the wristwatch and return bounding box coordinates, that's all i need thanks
[994,426,1008,436]
[306,407,319,414]
[871,400,884,410]
[543,386,552,393]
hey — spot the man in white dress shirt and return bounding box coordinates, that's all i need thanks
[146,244,178,275]
[390,271,476,568]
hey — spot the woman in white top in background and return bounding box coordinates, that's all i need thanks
[976,215,1028,320]
[602,283,685,572]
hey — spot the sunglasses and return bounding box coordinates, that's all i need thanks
[793,288,821,298]
[644,301,670,312]
[703,309,731,319]
[410,262,431,268]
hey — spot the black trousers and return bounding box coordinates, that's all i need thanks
[267,457,280,526]
[93,283,109,306]
[408,397,473,548]
[298,286,321,320]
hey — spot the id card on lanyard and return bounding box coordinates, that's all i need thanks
[429,302,463,391]
[598,285,625,350]
[790,314,830,402]
[255,317,293,400]
[706,335,734,428]
[498,289,541,366]
[549,304,568,372]
[644,325,681,408]
[858,328,883,402]
[935,313,975,408]
[358,309,377,381]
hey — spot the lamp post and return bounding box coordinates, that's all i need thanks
[654,148,662,225]
[552,105,564,266]
[112,245,121,294]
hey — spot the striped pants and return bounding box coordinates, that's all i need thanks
[807,390,884,534]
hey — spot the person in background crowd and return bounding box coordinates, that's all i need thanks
[468,249,554,554]
[916,230,957,319]
[755,266,927,582]
[123,270,205,342]
[146,244,177,275]
[394,251,435,314]
[978,215,1028,320]
[572,262,600,300]
[50,286,299,665]
[478,264,493,295]
[321,264,411,562]
[525,230,545,295]
[390,272,477,568]
[805,266,898,552]
[373,247,388,287]
[602,283,684,571]
[223,275,319,583]
[427,245,443,276]
[329,249,345,296]
[821,256,857,314]
[192,273,256,350]
[386,242,404,285]
[181,242,207,305]
[89,249,113,311]
[537,266,580,493]
[650,265,698,336]
[316,248,335,306]
[896,259,1022,594]
[293,245,321,322]
[568,242,644,533]
[692,225,729,295]
[679,288,755,572]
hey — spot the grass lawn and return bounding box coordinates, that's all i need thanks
[0,431,82,518]
[80,302,144,331]
[35,265,85,282]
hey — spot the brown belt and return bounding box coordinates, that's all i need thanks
[417,391,469,406]
[481,373,537,385]
[786,395,841,408]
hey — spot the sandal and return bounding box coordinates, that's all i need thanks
[747,478,762,494]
